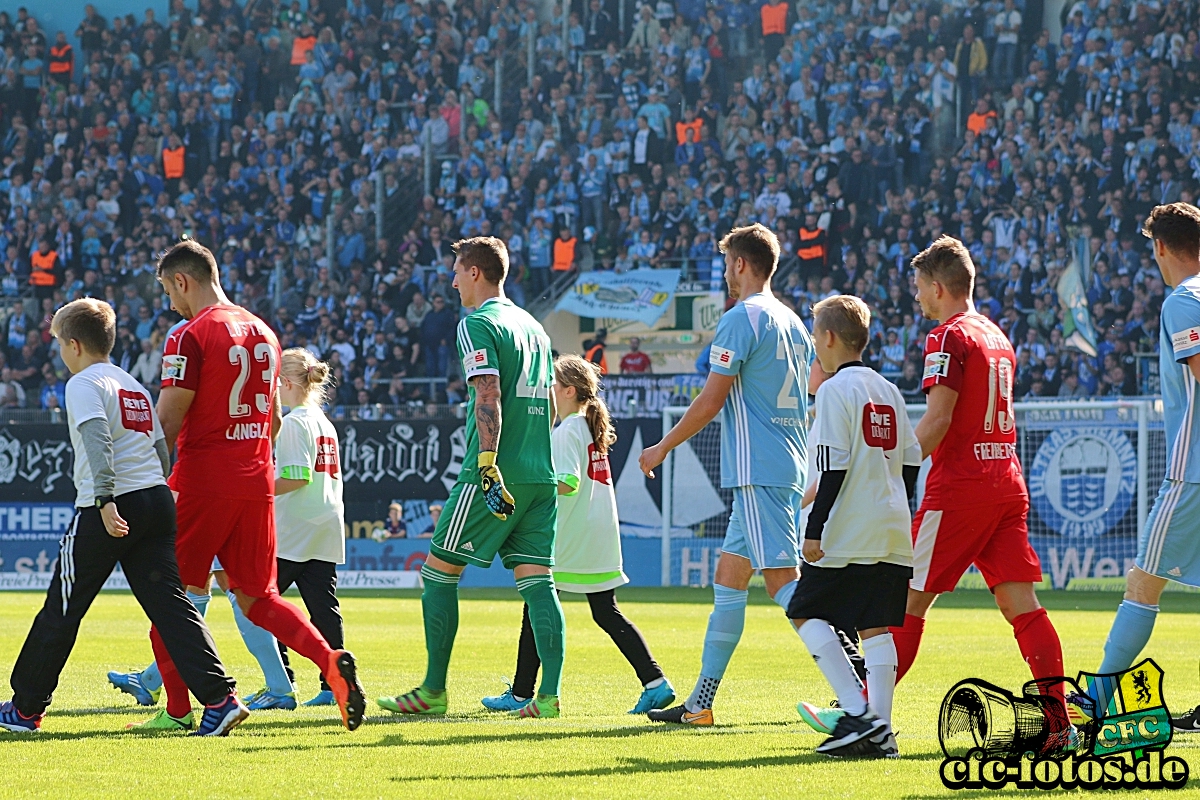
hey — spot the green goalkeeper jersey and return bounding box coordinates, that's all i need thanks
[456,296,555,486]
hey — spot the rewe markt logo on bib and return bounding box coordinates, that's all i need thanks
[938,659,1188,790]
[1028,427,1137,537]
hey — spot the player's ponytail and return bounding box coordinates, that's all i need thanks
[280,348,332,407]
[555,354,616,456]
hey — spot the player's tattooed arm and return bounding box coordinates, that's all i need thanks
[473,374,502,452]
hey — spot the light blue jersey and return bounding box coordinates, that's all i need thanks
[709,293,812,490]
[1160,276,1200,483]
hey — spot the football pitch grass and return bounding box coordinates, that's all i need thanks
[3,587,1200,798]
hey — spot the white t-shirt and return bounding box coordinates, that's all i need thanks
[551,412,626,592]
[274,405,346,564]
[811,365,921,568]
[65,362,166,508]
[995,9,1021,44]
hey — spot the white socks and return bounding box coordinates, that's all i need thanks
[798,620,867,716]
[862,632,898,725]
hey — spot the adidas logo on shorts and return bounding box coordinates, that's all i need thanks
[461,542,475,552]
[1169,566,1182,577]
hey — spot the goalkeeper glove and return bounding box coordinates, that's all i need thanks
[477,450,515,520]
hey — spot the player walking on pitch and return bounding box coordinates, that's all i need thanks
[787,296,921,758]
[0,299,242,735]
[639,223,813,725]
[481,355,676,714]
[890,236,1065,709]
[377,236,567,719]
[143,239,365,731]
[1084,205,1200,730]
[268,348,348,707]
[111,330,304,717]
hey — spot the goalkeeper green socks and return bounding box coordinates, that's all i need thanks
[421,564,461,693]
[516,574,566,697]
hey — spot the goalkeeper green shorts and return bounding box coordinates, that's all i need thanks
[430,482,558,570]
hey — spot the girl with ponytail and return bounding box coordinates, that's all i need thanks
[270,348,348,708]
[481,355,676,714]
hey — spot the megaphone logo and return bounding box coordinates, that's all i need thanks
[939,676,1085,760]
[938,660,1188,790]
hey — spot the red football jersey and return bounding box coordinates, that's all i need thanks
[161,304,280,499]
[920,311,1026,510]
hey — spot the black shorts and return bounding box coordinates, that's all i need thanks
[786,562,912,632]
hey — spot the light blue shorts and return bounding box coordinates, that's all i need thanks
[721,485,800,570]
[211,557,223,572]
[1137,479,1200,585]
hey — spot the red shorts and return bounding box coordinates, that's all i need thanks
[175,492,278,597]
[910,498,1042,594]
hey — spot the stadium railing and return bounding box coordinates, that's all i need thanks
[660,398,1161,588]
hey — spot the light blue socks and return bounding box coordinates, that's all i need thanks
[772,580,797,613]
[1098,600,1159,674]
[140,590,211,692]
[685,584,748,712]
[227,590,294,695]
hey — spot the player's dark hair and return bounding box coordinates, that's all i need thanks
[51,297,116,356]
[157,238,220,285]
[1142,202,1200,258]
[911,235,975,298]
[556,354,616,456]
[813,295,870,354]
[452,236,509,285]
[718,223,780,280]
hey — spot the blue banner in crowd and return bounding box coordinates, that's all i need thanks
[555,269,682,326]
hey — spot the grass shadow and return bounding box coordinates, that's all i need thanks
[387,750,945,782]
[231,718,804,753]
[45,706,147,717]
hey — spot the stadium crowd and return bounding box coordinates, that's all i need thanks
[0,0,1192,412]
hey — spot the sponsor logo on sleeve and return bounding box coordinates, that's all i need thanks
[315,436,340,477]
[710,345,735,368]
[586,443,612,485]
[924,351,951,380]
[161,354,187,382]
[118,389,153,436]
[861,402,897,450]
[1171,326,1200,354]
[463,348,488,371]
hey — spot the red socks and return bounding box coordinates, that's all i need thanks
[1012,607,1065,702]
[890,613,925,684]
[246,593,334,670]
[150,626,193,719]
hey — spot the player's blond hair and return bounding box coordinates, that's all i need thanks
[911,235,975,299]
[813,295,870,354]
[556,354,616,456]
[280,348,332,406]
[51,298,116,356]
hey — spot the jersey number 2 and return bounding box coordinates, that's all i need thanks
[515,335,551,399]
[229,343,277,418]
[983,356,1015,434]
[775,337,799,409]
